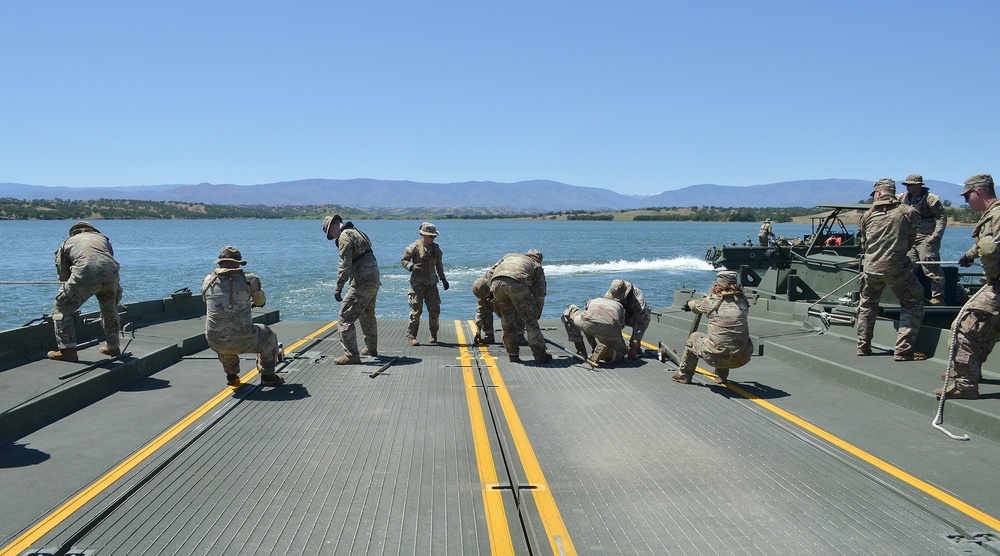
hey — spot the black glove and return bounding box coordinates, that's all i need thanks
[959,255,974,268]
[335,290,343,302]
[442,278,449,291]
[681,303,692,312]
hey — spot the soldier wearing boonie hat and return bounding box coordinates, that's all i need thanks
[401,222,449,345]
[487,250,552,364]
[47,221,123,362]
[897,173,947,304]
[201,246,284,387]
[758,218,773,246]
[856,178,926,361]
[672,269,752,385]
[322,214,380,363]
[940,174,999,400]
[604,278,651,359]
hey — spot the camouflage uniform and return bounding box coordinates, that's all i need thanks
[605,279,651,348]
[472,276,496,344]
[897,174,947,304]
[857,178,925,358]
[942,174,1000,398]
[488,250,551,362]
[758,220,772,246]
[52,222,121,352]
[401,223,448,343]
[677,272,753,382]
[328,217,381,358]
[562,297,628,364]
[201,248,279,381]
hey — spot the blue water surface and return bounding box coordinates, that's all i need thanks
[0,218,974,332]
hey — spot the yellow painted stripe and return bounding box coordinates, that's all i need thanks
[640,335,1000,530]
[454,321,515,555]
[469,320,577,556]
[1,320,339,556]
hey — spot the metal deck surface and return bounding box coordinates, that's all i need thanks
[2,311,1000,555]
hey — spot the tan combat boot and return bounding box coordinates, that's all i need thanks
[47,348,79,362]
[334,354,362,365]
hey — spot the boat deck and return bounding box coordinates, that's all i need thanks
[2,308,999,555]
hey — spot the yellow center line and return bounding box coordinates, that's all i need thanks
[636,337,1000,532]
[1,320,339,556]
[469,320,577,556]
[454,321,515,555]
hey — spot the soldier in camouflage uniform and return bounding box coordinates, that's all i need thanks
[605,279,651,359]
[47,221,122,362]
[202,246,284,387]
[672,271,753,384]
[401,222,449,345]
[472,276,496,344]
[487,250,552,364]
[758,219,773,246]
[324,214,381,364]
[897,174,948,304]
[939,174,1000,400]
[562,296,628,367]
[856,178,926,361]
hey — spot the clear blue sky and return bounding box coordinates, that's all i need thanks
[2,1,997,195]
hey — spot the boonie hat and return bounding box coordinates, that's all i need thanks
[216,246,247,265]
[961,174,994,196]
[525,249,543,262]
[716,270,738,284]
[608,279,629,300]
[323,215,343,236]
[765,218,771,223]
[69,221,99,236]
[472,277,490,299]
[871,178,896,197]
[902,174,924,186]
[418,222,439,237]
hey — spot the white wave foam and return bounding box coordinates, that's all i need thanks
[543,257,715,276]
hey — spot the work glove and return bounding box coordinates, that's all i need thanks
[335,290,343,302]
[442,278,449,291]
[959,254,974,268]
[681,302,692,312]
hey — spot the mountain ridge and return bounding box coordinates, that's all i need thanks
[0,178,965,211]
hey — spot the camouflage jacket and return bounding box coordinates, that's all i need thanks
[201,268,266,347]
[401,240,446,286]
[968,198,1000,281]
[759,222,772,236]
[604,281,650,327]
[858,197,919,275]
[897,188,947,239]
[688,293,751,358]
[580,297,624,329]
[335,224,379,292]
[487,253,546,310]
[54,230,120,285]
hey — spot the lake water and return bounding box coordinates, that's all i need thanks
[0,219,975,332]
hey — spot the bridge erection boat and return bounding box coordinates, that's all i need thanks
[1,283,999,555]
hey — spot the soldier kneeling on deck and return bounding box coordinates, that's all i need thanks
[672,271,753,385]
[202,246,284,388]
[562,296,628,367]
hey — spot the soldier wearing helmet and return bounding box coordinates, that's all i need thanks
[486,250,551,364]
[897,173,947,305]
[401,222,449,345]
[47,221,123,362]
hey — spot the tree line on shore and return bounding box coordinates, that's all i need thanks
[0,197,979,224]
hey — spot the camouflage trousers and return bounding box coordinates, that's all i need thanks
[561,305,627,362]
[490,277,547,358]
[406,282,440,339]
[210,324,279,375]
[625,308,651,346]
[679,332,752,377]
[907,236,944,302]
[340,278,380,357]
[856,270,925,356]
[53,280,121,350]
[474,299,496,343]
[946,283,1000,390]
